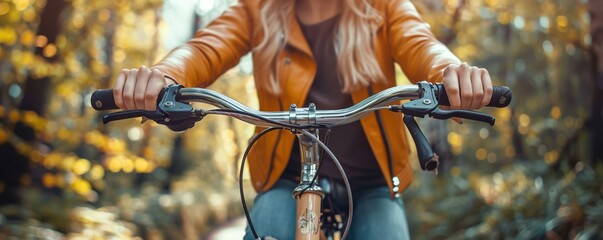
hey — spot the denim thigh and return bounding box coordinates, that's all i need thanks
[244,181,410,240]
[348,186,411,240]
[244,179,297,240]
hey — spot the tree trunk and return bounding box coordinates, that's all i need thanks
[588,54,603,164]
[19,0,66,114]
[0,0,67,205]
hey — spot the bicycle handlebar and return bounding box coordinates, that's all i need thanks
[90,82,512,172]
[90,82,512,240]
[91,83,511,127]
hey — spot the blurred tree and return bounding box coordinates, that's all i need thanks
[417,0,591,168]
[0,0,66,205]
[19,0,65,114]
[406,0,600,239]
[586,0,603,164]
[557,0,603,170]
[0,0,599,239]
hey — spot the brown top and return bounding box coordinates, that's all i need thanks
[282,15,386,190]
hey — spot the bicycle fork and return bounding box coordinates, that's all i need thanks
[293,129,325,240]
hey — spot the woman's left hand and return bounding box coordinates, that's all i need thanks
[442,62,493,110]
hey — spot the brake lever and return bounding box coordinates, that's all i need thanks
[403,115,439,172]
[429,109,495,126]
[389,82,497,125]
[103,110,165,124]
[388,82,498,173]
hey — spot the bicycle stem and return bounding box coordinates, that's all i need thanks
[294,129,354,240]
[292,129,325,240]
[293,130,323,187]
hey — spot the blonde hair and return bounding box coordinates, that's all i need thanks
[254,0,385,94]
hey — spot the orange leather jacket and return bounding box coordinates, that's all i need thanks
[153,0,460,198]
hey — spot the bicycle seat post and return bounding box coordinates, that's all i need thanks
[290,103,325,240]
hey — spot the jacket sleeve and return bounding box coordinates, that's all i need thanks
[387,0,461,83]
[152,1,253,87]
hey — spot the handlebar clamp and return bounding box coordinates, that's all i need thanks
[157,85,204,131]
[398,82,439,117]
[288,102,318,127]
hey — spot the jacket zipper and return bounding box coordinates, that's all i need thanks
[369,86,399,198]
[258,97,284,191]
[259,57,291,191]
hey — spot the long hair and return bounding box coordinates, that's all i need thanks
[254,0,385,95]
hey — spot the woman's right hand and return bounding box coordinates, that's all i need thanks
[112,66,177,111]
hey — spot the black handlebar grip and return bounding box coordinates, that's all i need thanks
[436,85,512,108]
[91,89,118,111]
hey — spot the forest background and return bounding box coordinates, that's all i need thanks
[0,0,602,239]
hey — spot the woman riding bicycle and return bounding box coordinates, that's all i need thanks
[112,0,494,239]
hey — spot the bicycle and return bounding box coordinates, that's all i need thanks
[91,81,512,240]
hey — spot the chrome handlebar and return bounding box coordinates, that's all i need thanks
[177,85,421,127]
[91,82,512,172]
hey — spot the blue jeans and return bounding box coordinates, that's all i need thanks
[244,179,411,240]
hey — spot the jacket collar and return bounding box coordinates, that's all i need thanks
[284,11,385,58]
[286,13,313,58]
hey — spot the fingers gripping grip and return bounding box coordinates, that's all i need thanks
[90,89,166,111]
[436,85,512,108]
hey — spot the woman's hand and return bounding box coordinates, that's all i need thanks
[112,66,177,111]
[442,62,493,110]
